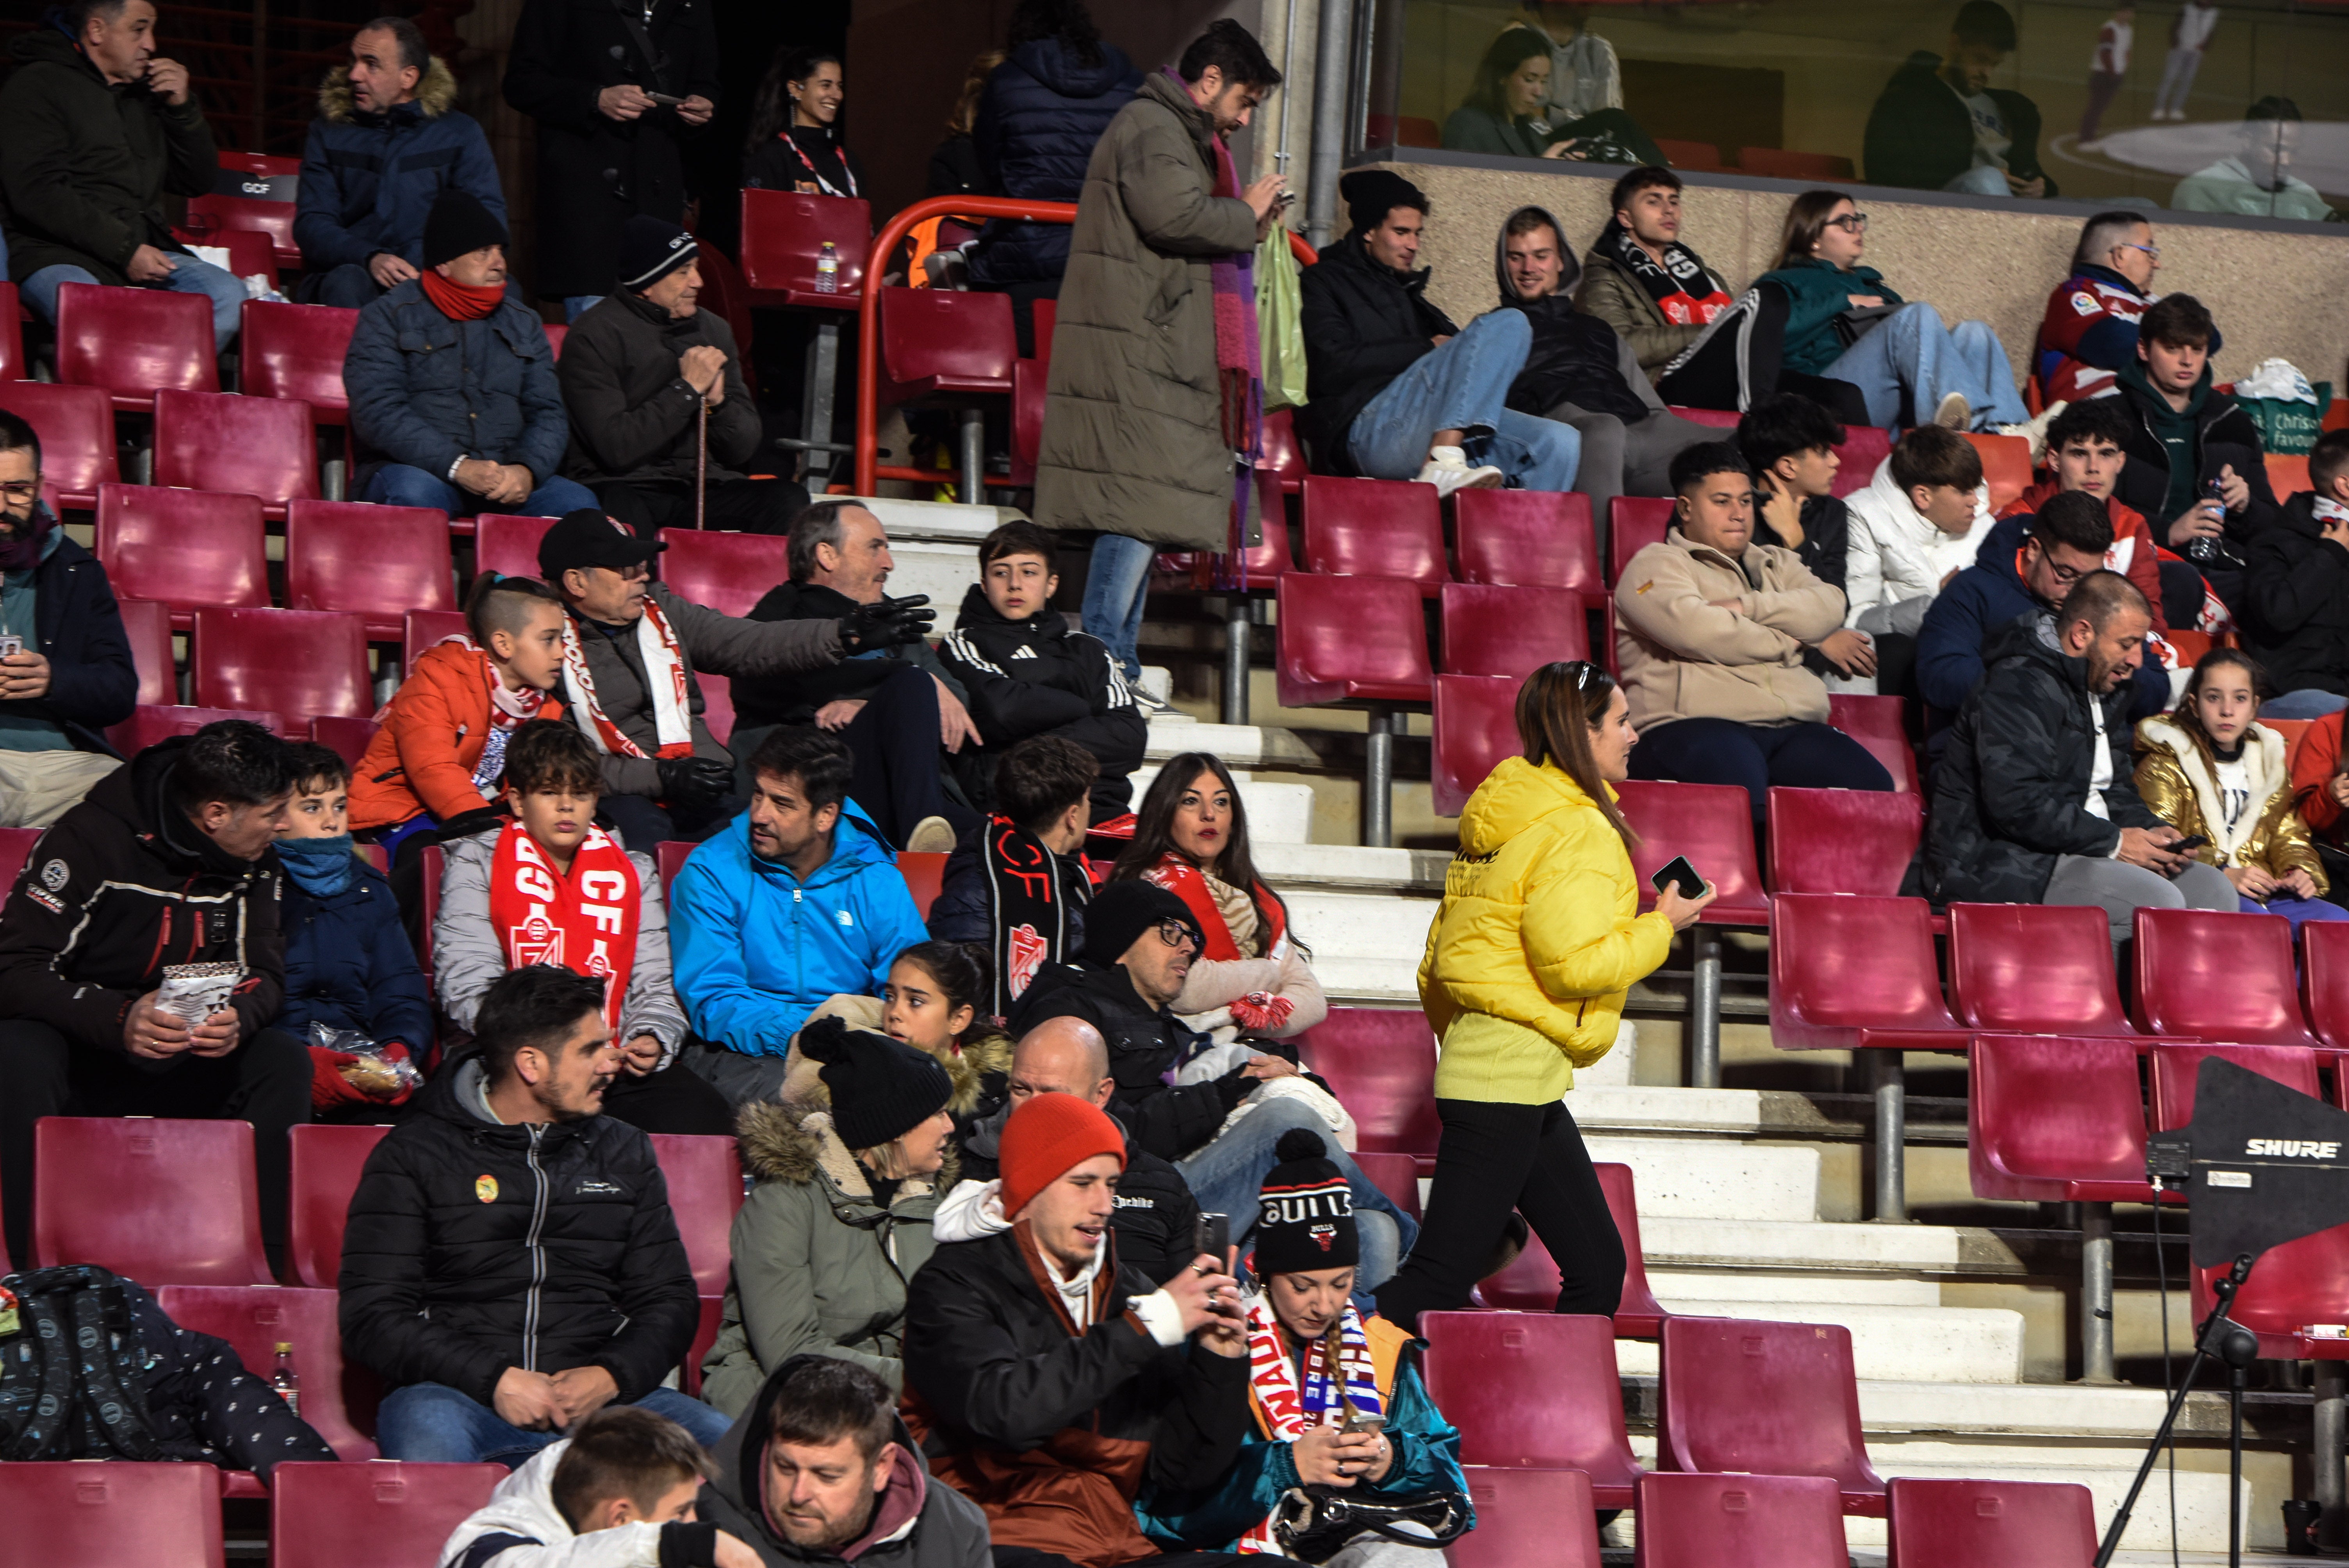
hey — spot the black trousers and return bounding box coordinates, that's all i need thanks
[1656,281,1871,427]
[599,1059,738,1136]
[0,1021,312,1270]
[732,667,982,851]
[599,790,747,856]
[592,476,808,537]
[1374,1098,1625,1335]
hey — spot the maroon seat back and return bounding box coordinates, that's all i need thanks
[2192,1218,2349,1358]
[5,381,119,510]
[2132,907,2317,1046]
[659,528,790,618]
[1657,1317,1886,1509]
[34,1116,272,1285]
[1633,1472,1849,1567]
[1431,673,1521,817]
[185,193,298,262]
[2147,1041,2322,1132]
[1302,475,1448,592]
[656,839,693,896]
[1157,470,1294,585]
[1439,583,1586,677]
[240,300,360,415]
[107,704,285,755]
[1835,425,1892,497]
[1884,1477,2096,1568]
[1274,573,1433,709]
[738,190,872,306]
[54,282,217,406]
[700,671,735,747]
[1766,786,1921,894]
[1948,902,2132,1037]
[651,1133,746,1297]
[1453,488,1600,594]
[1350,1151,1422,1221]
[0,1462,224,1568]
[898,850,947,921]
[1420,1312,1641,1504]
[267,1462,508,1568]
[1258,406,1307,495]
[287,499,456,635]
[1614,780,1769,924]
[544,323,569,360]
[1768,893,1958,1051]
[97,483,269,617]
[1451,1467,1602,1568]
[473,514,560,580]
[2303,918,2349,1051]
[1480,1162,1668,1335]
[1967,1035,2151,1204]
[0,826,38,893]
[155,1285,376,1458]
[1608,498,1674,582]
[287,1118,392,1289]
[193,607,371,722]
[1294,1007,1440,1158]
[152,388,319,511]
[404,610,470,674]
[312,715,380,770]
[1828,693,1918,793]
[877,287,1016,401]
[118,596,177,706]
[1008,356,1046,486]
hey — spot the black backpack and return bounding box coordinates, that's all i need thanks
[0,1265,166,1460]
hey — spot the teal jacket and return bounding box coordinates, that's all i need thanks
[1755,257,1907,377]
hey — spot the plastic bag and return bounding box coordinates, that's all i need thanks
[308,1023,422,1101]
[1256,221,1307,414]
[2233,358,2331,456]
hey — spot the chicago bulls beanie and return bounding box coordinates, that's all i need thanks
[1252,1128,1358,1276]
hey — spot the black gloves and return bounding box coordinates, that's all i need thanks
[837,592,936,656]
[657,754,734,808]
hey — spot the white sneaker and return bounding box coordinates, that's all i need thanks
[1996,399,2068,465]
[1932,392,1971,431]
[905,816,957,854]
[1415,445,1505,499]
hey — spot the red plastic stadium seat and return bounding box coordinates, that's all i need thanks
[700,672,734,747]
[1258,406,1307,496]
[173,224,277,287]
[54,281,218,410]
[1431,673,1521,816]
[1274,574,1433,708]
[1634,1472,1849,1566]
[1608,497,1673,583]
[0,826,37,892]
[2303,919,2349,1052]
[185,192,298,268]
[1451,1467,1602,1568]
[1652,138,1725,171]
[1968,1035,2155,1204]
[473,514,559,579]
[1007,356,1047,486]
[1295,1007,1441,1163]
[217,150,301,181]
[1302,475,1448,594]
[107,704,285,755]
[193,607,373,722]
[96,483,269,622]
[312,715,380,770]
[287,499,455,636]
[738,190,871,308]
[1156,469,1294,587]
[1738,147,1856,182]
[288,1122,391,1289]
[0,1462,224,1568]
[1948,902,2135,1038]
[0,281,20,383]
[239,300,360,421]
[1421,1311,1641,1507]
[404,610,469,674]
[1668,406,1741,429]
[1836,425,1892,499]
[4,380,119,512]
[1439,583,1585,677]
[2132,907,2319,1047]
[544,322,568,361]
[650,1133,745,1297]
[1885,1476,2096,1568]
[2269,451,2313,499]
[1962,432,2033,513]
[877,287,1015,404]
[154,1286,376,1459]
[151,387,318,515]
[1768,893,1964,1051]
[419,844,443,985]
[118,596,177,706]
[1827,693,1918,793]
[268,1462,507,1568]
[34,1116,272,1285]
[1658,1315,1887,1515]
[1766,786,1922,895]
[2147,1041,2321,1133]
[1615,780,1770,925]
[656,839,692,897]
[1452,488,1601,595]
[1364,114,1444,150]
[2190,1219,2349,1361]
[898,850,947,921]
[660,528,789,618]
[1351,1151,1422,1221]
[1481,1163,1668,1337]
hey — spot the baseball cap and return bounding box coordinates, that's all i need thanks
[536,510,668,579]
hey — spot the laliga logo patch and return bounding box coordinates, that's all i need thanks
[475,1174,499,1204]
[1311,1223,1337,1253]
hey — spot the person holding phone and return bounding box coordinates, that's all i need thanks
[1376,661,1715,1335]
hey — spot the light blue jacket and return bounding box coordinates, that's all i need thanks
[667,803,927,1055]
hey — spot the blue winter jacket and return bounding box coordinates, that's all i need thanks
[667,802,928,1055]
[967,37,1141,288]
[294,61,506,273]
[274,858,433,1049]
[343,278,569,484]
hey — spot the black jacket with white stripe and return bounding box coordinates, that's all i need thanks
[936,585,1146,818]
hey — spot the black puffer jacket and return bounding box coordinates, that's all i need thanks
[1297,229,1457,473]
[967,37,1142,288]
[1493,203,1650,424]
[1007,963,1254,1163]
[956,1104,1199,1287]
[2112,357,2279,535]
[338,1055,700,1406]
[935,585,1146,818]
[1916,611,2162,906]
[557,290,760,488]
[2242,492,2349,697]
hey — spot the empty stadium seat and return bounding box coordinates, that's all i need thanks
[1258,406,1307,496]
[96,483,269,622]
[1157,468,1295,591]
[660,528,789,618]
[898,850,947,921]
[2147,1041,2322,1132]
[5,380,119,512]
[1738,146,1856,181]
[1615,781,1770,925]
[739,189,872,306]
[0,826,37,892]
[1968,1035,2155,1204]
[1479,1163,1668,1337]
[1768,893,1964,1051]
[404,609,469,674]
[1834,425,1892,499]
[2189,1217,2349,1361]
[1657,1315,1887,1515]
[1450,1466,1602,1568]
[151,388,319,515]
[1885,1476,2097,1568]
[1766,786,1922,896]
[1439,583,1586,676]
[1275,573,1433,845]
[1633,1472,1849,1567]
[473,513,559,578]
[108,704,285,755]
[118,596,177,707]
[1296,1007,1442,1165]
[2132,907,2319,1047]
[0,1461,224,1568]
[1452,488,1601,594]
[153,1285,375,1459]
[34,1116,271,1285]
[1961,432,2034,513]
[312,715,380,769]
[1302,475,1449,593]
[1827,692,1918,792]
[288,1122,391,1289]
[53,282,218,409]
[2302,919,2349,1052]
[185,192,298,267]
[1431,673,1521,817]
[1948,902,2137,1038]
[1608,497,1673,582]
[876,287,1016,406]
[268,1462,508,1568]
[1351,1150,1422,1221]
[1420,1311,1642,1507]
[650,1133,746,1297]
[287,499,456,636]
[239,299,360,421]
[193,607,373,721]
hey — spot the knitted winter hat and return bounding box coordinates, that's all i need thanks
[615,214,700,292]
[1251,1128,1358,1276]
[997,1092,1125,1220]
[1342,169,1429,237]
[421,187,508,270]
[1081,879,1203,970]
[797,1015,953,1151]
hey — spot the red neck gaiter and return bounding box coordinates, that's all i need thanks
[420,269,503,321]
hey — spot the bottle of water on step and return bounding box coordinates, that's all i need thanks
[815,241,839,294]
[270,1342,300,1417]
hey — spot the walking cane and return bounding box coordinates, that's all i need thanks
[694,387,708,531]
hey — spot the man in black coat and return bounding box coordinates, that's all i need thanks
[2242,428,2349,717]
[340,965,729,1464]
[0,406,139,827]
[1917,572,2233,948]
[1862,1,2055,198]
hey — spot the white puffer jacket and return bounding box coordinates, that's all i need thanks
[1841,454,1997,629]
[438,1440,669,1568]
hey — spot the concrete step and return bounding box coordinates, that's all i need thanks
[1584,1135,1821,1224]
[1127,759,1318,846]
[1142,716,1317,769]
[1647,1269,1942,1307]
[1636,1214,2000,1276]
[1279,890,1436,1004]
[1254,842,1448,894]
[1613,1299,2025,1385]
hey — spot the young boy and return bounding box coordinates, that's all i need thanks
[1738,393,1877,687]
[936,521,1146,823]
[926,734,1099,1014]
[1998,397,2183,632]
[270,741,431,1115]
[433,719,731,1136]
[1843,425,1992,638]
[437,1405,744,1568]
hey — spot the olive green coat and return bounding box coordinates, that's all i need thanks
[1034,70,1260,551]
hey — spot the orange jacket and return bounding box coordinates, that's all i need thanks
[349,642,564,832]
[1998,479,2168,635]
[2292,710,2347,843]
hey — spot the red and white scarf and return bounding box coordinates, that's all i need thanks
[485,820,640,1032]
[561,600,695,759]
[1237,1294,1384,1554]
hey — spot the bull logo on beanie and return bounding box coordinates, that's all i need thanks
[1311,1223,1337,1253]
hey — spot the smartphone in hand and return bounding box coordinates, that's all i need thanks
[1649,855,1706,899]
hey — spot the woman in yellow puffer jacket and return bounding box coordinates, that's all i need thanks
[1374,661,1714,1332]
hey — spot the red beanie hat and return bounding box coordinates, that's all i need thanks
[998,1092,1127,1219]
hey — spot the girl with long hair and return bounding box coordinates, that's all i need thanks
[743,45,861,199]
[1374,662,1714,1332]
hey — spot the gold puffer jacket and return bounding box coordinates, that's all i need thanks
[2131,714,2328,891]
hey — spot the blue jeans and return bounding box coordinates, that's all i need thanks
[376,1382,734,1468]
[2264,689,2349,720]
[362,463,598,520]
[1823,302,2028,433]
[564,295,605,323]
[2240,891,2349,936]
[1174,1096,1419,1306]
[1083,531,1156,683]
[1347,310,1580,492]
[21,258,246,350]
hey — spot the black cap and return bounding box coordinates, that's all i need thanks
[616,214,700,292]
[536,510,667,580]
[421,187,508,271]
[1253,1128,1358,1276]
[798,1016,955,1151]
[1341,169,1429,237]
[1082,879,1204,970]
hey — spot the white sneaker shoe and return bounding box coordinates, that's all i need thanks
[1415,445,1505,499]
[905,816,958,853]
[1932,392,1972,431]
[1996,399,2068,465]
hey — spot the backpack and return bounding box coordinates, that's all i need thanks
[0,1265,167,1460]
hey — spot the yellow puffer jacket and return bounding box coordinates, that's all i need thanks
[1419,757,1676,1103]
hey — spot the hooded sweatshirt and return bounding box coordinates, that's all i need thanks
[1841,451,1997,628]
[1491,203,1657,424]
[435,1438,717,1568]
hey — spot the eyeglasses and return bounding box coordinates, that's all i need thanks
[1822,213,1869,233]
[2116,242,2160,261]
[1155,918,1200,955]
[2046,560,2089,587]
[0,481,39,503]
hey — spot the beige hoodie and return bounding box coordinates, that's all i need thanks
[1613,526,1845,730]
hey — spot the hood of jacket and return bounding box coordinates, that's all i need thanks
[1135,66,1223,169]
[1006,36,1138,99]
[10,23,106,79]
[1982,609,2097,696]
[705,1358,935,1563]
[1494,203,1583,306]
[2134,709,2290,860]
[316,56,458,123]
[410,1049,599,1155]
[2118,352,2214,424]
[741,798,900,894]
[87,734,282,883]
[1457,755,1604,859]
[736,1101,956,1215]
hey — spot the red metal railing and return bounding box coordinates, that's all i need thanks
[853,194,1317,496]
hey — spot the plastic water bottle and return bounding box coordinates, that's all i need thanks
[814,241,839,295]
[269,1342,300,1417]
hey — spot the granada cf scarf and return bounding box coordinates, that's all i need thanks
[1237,1295,1385,1555]
[561,599,693,759]
[485,820,640,1031]
[981,816,1091,1014]
[1594,216,1732,328]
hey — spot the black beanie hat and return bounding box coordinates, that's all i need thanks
[798,1015,954,1151]
[421,187,509,271]
[1082,879,1204,970]
[616,214,701,292]
[1253,1128,1358,1276]
[1341,169,1429,238]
